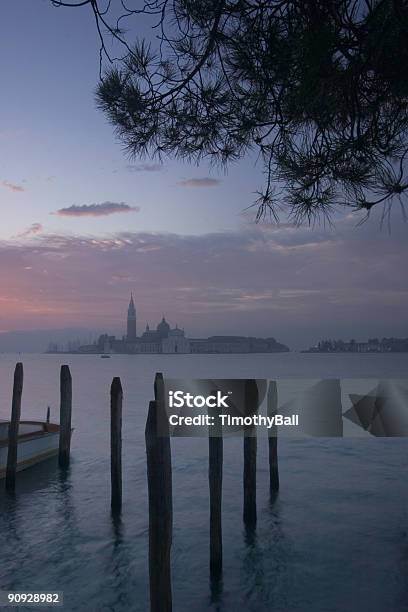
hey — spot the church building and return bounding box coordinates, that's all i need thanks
[123,295,190,354]
[126,293,137,342]
[77,294,288,355]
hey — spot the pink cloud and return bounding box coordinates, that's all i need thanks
[54,201,140,217]
[177,177,221,188]
[126,163,163,173]
[1,180,25,192]
[17,223,43,238]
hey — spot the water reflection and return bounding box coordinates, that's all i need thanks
[106,508,141,610]
[264,495,289,610]
[209,566,224,608]
[47,467,79,580]
[0,490,21,592]
[240,493,289,611]
[242,520,265,610]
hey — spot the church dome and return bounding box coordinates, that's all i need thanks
[157,316,170,337]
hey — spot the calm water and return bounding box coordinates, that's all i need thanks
[1,353,408,612]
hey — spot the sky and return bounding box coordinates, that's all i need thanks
[0,0,407,350]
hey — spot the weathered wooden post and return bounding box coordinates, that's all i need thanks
[46,406,50,424]
[110,377,123,512]
[145,373,172,612]
[267,380,280,493]
[208,397,223,578]
[5,363,24,491]
[58,364,72,468]
[243,379,258,524]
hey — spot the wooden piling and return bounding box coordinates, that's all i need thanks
[267,380,280,493]
[208,398,223,578]
[110,377,123,512]
[145,373,172,612]
[243,379,258,524]
[154,372,165,410]
[5,363,24,491]
[58,364,72,468]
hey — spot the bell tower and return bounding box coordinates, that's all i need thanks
[127,293,137,342]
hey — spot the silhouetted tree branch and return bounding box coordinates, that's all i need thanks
[51,0,408,223]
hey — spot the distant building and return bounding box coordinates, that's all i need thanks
[75,294,290,355]
[162,326,191,354]
[190,336,289,354]
[303,336,408,353]
[127,293,137,342]
[78,296,191,354]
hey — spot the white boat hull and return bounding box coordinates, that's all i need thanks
[0,421,61,479]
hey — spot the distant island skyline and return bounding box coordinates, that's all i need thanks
[1,308,407,355]
[43,299,408,355]
[303,337,408,354]
[1,322,407,355]
[47,295,290,355]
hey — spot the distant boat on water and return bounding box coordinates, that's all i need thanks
[0,419,65,478]
[100,354,111,359]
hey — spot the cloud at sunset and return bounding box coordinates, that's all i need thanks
[0,220,406,348]
[178,177,221,187]
[17,223,43,238]
[126,163,164,173]
[1,180,25,192]
[54,201,140,217]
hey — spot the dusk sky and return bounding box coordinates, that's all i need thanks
[0,0,407,350]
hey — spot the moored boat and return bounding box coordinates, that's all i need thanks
[0,420,61,478]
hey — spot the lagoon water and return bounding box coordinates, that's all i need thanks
[1,352,408,612]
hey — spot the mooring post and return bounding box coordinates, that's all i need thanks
[208,395,223,578]
[243,379,258,524]
[110,377,123,512]
[267,380,280,493]
[5,362,24,492]
[58,364,72,468]
[145,373,172,612]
